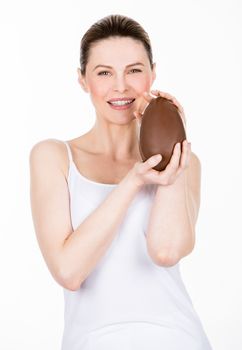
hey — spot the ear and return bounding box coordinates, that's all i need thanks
[77,67,89,93]
[151,62,156,85]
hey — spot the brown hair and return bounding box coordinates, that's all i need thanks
[80,14,154,75]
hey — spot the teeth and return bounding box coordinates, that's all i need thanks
[109,100,133,106]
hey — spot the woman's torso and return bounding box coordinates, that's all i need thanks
[57,136,212,350]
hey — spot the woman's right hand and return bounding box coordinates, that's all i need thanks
[129,139,191,188]
[130,90,191,188]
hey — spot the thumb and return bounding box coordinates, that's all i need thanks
[141,154,162,172]
[133,111,143,126]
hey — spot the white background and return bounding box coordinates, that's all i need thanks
[0,0,241,349]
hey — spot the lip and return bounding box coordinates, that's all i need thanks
[108,97,135,102]
[107,98,136,111]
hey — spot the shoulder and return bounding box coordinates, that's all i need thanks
[29,138,68,177]
[29,138,64,155]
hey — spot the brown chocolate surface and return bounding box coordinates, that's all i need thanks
[139,96,186,171]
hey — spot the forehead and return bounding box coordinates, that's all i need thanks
[87,37,149,67]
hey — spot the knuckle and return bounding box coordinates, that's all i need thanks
[169,164,177,171]
[134,162,141,172]
[134,162,144,175]
[162,178,170,186]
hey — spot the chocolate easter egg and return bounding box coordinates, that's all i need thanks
[139,96,186,171]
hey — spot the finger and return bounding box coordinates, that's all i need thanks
[185,142,192,166]
[134,111,143,118]
[136,91,154,115]
[150,89,161,96]
[164,142,181,176]
[150,90,174,101]
[151,90,187,127]
[179,111,187,128]
[168,97,186,127]
[150,90,182,109]
[133,111,143,126]
[176,141,191,177]
[139,154,162,174]
[143,91,154,103]
[180,140,190,168]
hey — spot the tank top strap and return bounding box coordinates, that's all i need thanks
[63,141,74,164]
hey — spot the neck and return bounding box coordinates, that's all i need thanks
[87,118,141,161]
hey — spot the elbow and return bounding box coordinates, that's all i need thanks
[147,240,181,267]
[62,279,81,292]
[57,269,82,291]
[147,229,196,267]
[153,241,195,267]
[154,250,180,267]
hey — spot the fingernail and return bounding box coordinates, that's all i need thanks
[156,154,162,160]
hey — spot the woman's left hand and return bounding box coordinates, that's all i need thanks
[134,90,186,129]
[133,90,191,185]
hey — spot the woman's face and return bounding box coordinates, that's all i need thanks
[78,36,156,124]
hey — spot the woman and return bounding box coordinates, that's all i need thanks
[29,14,213,350]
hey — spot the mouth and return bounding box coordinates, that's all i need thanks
[107,98,136,107]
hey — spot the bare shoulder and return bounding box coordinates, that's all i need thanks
[29,138,64,159]
[29,138,68,178]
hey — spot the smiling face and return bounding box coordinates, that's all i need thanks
[77,36,156,124]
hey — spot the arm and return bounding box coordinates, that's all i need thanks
[146,152,201,267]
[29,140,141,292]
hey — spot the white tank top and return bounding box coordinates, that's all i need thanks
[60,140,212,350]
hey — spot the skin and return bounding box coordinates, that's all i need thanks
[77,36,156,162]
[77,36,191,186]
[77,36,197,265]
[29,36,200,290]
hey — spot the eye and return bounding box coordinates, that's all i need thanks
[129,68,142,73]
[97,71,111,76]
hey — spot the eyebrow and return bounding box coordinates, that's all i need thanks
[93,62,145,71]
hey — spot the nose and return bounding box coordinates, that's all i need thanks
[113,74,128,93]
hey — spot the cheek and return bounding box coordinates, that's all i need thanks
[130,75,152,93]
[86,76,110,98]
